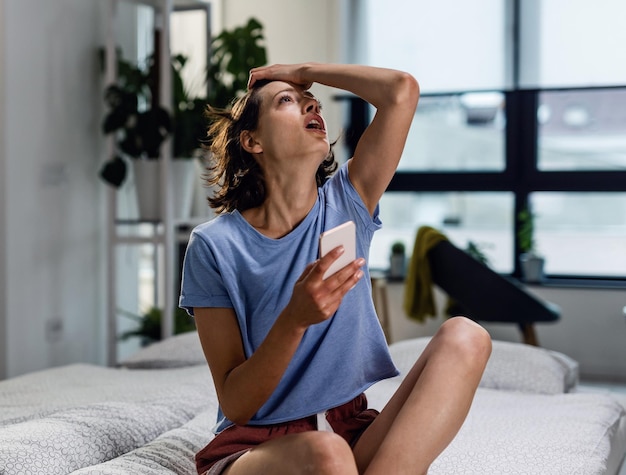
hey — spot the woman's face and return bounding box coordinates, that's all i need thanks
[250,81,330,164]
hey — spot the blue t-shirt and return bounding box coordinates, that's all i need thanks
[179,163,398,432]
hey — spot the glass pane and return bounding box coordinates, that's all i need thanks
[171,8,209,99]
[371,192,514,273]
[363,0,510,93]
[519,0,626,88]
[398,93,506,171]
[531,193,626,276]
[537,89,626,171]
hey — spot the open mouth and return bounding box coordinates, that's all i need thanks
[305,115,326,132]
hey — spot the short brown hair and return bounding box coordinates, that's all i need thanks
[203,80,338,214]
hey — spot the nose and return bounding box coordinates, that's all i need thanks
[304,98,320,114]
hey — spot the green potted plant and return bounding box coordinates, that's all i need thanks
[119,306,197,346]
[187,17,267,217]
[518,205,545,283]
[169,53,209,219]
[100,18,267,219]
[166,16,268,159]
[99,50,172,189]
[205,18,267,109]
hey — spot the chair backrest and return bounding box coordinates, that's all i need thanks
[428,240,560,324]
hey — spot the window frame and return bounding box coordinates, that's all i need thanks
[341,86,626,284]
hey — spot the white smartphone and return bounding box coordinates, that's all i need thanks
[319,221,356,280]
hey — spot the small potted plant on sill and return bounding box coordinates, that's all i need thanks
[388,241,407,281]
[518,205,545,283]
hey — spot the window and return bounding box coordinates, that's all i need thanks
[398,93,505,172]
[371,193,514,274]
[530,193,626,277]
[352,0,626,280]
[538,89,626,171]
[364,0,510,93]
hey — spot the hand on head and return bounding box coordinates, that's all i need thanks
[248,64,313,91]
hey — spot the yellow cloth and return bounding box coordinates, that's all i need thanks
[403,226,449,323]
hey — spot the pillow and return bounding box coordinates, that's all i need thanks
[119,332,206,369]
[388,337,579,395]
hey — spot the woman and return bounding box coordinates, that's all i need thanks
[180,63,492,475]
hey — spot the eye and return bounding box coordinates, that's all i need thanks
[278,94,294,104]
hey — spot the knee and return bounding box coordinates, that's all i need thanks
[297,431,358,475]
[437,316,492,368]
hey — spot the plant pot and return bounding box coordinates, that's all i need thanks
[132,160,197,221]
[171,159,196,220]
[133,160,161,221]
[520,253,545,283]
[190,156,216,220]
[388,253,406,281]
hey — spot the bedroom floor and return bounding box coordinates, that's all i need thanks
[578,380,626,475]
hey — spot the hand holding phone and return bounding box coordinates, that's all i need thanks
[319,221,356,280]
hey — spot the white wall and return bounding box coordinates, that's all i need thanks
[0,0,7,379]
[384,283,626,381]
[1,0,107,378]
[493,286,626,381]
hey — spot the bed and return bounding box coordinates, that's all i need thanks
[1,332,624,474]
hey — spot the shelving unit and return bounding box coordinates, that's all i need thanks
[103,0,210,366]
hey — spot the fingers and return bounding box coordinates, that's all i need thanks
[295,261,317,284]
[314,247,366,288]
[314,258,365,318]
[248,65,283,89]
[327,258,365,293]
[247,64,312,90]
[247,67,264,89]
[288,252,365,328]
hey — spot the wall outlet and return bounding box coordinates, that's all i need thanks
[46,317,63,342]
[39,162,68,187]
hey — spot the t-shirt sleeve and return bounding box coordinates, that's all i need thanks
[179,230,233,316]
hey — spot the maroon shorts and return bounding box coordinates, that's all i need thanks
[196,393,378,475]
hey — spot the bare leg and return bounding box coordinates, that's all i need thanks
[353,317,492,475]
[224,431,359,475]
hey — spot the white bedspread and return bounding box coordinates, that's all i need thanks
[0,364,215,474]
[0,336,624,475]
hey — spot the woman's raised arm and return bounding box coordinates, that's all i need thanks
[248,63,420,214]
